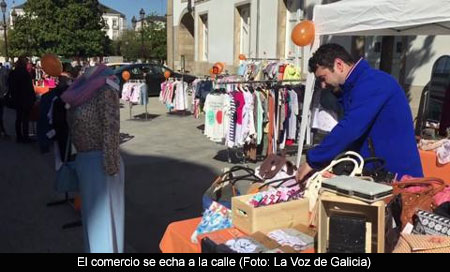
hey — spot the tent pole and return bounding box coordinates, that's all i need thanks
[296,36,320,167]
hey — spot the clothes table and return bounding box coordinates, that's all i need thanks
[159,217,247,253]
[419,149,450,183]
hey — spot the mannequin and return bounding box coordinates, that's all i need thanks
[62,64,124,253]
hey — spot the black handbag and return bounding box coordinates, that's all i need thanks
[362,157,396,184]
[385,195,402,253]
[2,89,16,109]
[202,166,262,209]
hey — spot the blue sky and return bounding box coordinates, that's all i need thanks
[9,0,167,28]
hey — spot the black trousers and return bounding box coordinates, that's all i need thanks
[15,105,32,140]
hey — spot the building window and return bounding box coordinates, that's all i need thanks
[199,14,208,61]
[284,1,302,59]
[285,12,297,58]
[239,5,251,57]
[113,18,118,29]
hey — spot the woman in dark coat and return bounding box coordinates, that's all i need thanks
[8,57,36,143]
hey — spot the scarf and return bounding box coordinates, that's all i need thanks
[61,64,114,108]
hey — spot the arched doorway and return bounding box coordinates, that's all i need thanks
[178,12,195,73]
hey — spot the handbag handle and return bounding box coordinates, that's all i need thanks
[393,177,446,195]
[220,167,263,185]
[257,175,297,190]
[325,157,361,176]
[333,151,365,173]
[304,157,359,191]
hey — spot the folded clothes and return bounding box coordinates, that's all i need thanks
[418,139,448,151]
[437,140,450,165]
[267,228,314,251]
[247,187,302,208]
[225,237,269,253]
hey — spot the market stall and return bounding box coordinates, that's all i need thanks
[296,0,450,166]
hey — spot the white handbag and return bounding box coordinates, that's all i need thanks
[304,151,365,213]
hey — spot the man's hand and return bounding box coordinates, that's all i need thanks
[296,162,313,183]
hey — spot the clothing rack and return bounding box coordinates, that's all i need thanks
[209,79,304,164]
[215,79,304,85]
[244,57,297,61]
[126,79,149,120]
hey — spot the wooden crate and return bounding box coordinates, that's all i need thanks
[317,191,387,253]
[231,194,309,234]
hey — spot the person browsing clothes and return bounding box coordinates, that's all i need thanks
[296,43,423,182]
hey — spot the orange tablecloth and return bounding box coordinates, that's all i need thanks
[34,86,50,95]
[160,217,202,253]
[159,217,246,253]
[159,217,315,253]
[419,149,450,183]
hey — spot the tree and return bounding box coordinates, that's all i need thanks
[114,29,140,61]
[9,0,111,59]
[144,21,167,62]
[114,13,167,63]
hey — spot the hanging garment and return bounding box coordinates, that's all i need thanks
[255,91,264,145]
[283,64,301,81]
[267,93,276,156]
[204,93,228,143]
[234,91,246,146]
[226,93,237,148]
[174,81,189,111]
[288,90,299,140]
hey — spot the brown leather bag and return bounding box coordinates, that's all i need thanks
[393,177,446,228]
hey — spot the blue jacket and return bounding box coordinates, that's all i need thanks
[307,59,423,179]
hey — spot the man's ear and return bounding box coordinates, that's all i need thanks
[335,58,345,73]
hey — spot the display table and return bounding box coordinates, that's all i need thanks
[34,86,50,95]
[419,149,450,183]
[160,217,202,253]
[159,217,246,253]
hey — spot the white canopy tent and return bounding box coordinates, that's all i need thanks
[296,0,450,166]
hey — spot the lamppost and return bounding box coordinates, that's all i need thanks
[0,0,8,62]
[139,8,145,62]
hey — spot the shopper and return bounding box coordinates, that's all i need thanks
[8,56,36,143]
[296,43,423,182]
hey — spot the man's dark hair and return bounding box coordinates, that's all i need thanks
[308,43,355,73]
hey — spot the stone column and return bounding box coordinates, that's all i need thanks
[167,0,175,69]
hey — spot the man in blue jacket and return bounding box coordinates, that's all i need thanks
[297,44,423,182]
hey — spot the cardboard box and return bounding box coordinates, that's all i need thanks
[317,191,386,253]
[231,194,309,235]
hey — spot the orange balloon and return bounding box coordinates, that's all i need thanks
[239,54,246,60]
[122,71,131,81]
[41,54,62,77]
[291,20,315,47]
[164,70,171,79]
